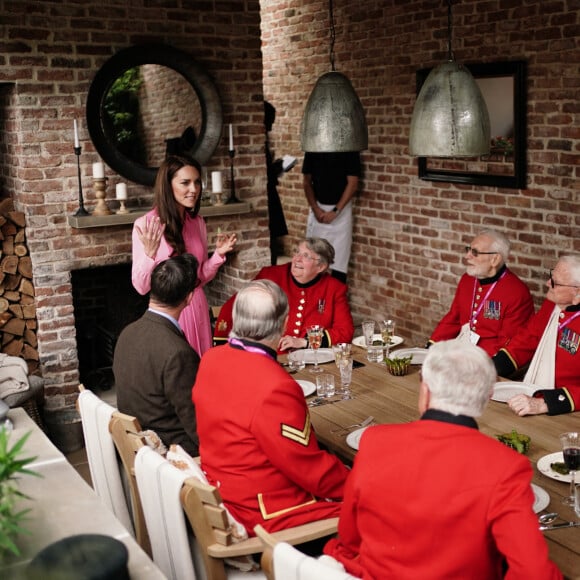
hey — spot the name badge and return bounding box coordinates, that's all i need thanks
[469,330,481,345]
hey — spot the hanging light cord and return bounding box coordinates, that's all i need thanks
[447,0,455,61]
[329,0,336,71]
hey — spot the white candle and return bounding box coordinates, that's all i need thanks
[73,119,80,148]
[116,183,127,200]
[92,162,105,178]
[229,124,234,151]
[211,171,222,193]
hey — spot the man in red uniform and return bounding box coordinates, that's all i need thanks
[194,279,349,535]
[213,237,354,351]
[494,255,580,415]
[429,229,534,356]
[324,340,562,580]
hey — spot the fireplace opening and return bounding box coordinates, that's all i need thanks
[72,263,148,391]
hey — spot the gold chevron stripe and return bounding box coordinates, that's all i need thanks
[281,415,311,446]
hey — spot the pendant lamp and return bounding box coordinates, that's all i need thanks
[300,0,368,152]
[409,0,490,157]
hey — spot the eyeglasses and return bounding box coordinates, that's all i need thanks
[465,246,498,258]
[292,249,320,262]
[548,270,579,289]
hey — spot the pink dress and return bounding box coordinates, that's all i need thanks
[132,208,225,356]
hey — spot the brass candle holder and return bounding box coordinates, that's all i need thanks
[92,177,112,216]
[116,199,129,214]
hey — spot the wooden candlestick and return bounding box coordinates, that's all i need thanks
[92,177,112,216]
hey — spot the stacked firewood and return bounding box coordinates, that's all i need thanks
[0,198,39,373]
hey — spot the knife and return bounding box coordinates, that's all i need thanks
[539,521,580,531]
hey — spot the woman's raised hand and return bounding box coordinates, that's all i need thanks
[135,216,166,259]
[215,231,237,256]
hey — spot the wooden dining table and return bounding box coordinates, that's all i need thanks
[285,345,580,579]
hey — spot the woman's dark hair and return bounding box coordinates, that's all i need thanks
[154,155,203,255]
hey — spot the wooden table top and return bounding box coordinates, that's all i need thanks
[286,346,580,579]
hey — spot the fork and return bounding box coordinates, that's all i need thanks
[331,415,374,435]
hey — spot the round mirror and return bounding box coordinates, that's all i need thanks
[86,44,223,186]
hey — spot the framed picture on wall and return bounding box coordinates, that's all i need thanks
[416,60,527,189]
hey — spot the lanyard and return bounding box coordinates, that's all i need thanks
[558,311,580,332]
[470,270,506,327]
[228,337,276,361]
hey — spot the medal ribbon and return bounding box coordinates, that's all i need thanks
[470,270,507,328]
[228,337,276,360]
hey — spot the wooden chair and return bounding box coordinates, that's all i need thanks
[134,444,338,580]
[180,476,339,580]
[76,385,134,535]
[108,411,151,557]
[254,524,359,580]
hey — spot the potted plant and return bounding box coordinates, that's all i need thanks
[0,427,39,562]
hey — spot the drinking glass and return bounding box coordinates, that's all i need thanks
[333,342,351,368]
[337,355,354,400]
[380,318,396,358]
[316,373,335,398]
[560,432,580,506]
[306,324,324,374]
[361,320,375,347]
[287,349,306,372]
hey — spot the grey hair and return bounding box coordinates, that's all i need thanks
[477,229,511,263]
[231,279,289,342]
[421,340,496,417]
[559,255,580,285]
[303,237,335,267]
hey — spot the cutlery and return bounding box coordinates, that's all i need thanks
[308,397,340,407]
[331,416,375,434]
[538,512,559,526]
[539,521,580,531]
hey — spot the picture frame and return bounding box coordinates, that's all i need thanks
[416,60,527,189]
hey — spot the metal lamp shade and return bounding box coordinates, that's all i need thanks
[300,71,368,152]
[409,61,491,157]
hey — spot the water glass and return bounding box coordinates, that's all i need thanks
[287,349,306,372]
[337,355,354,400]
[316,374,335,398]
[367,344,384,363]
[362,320,375,347]
[332,342,352,367]
[575,482,580,518]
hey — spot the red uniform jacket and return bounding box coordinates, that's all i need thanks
[324,414,562,580]
[193,341,349,534]
[494,300,580,414]
[213,264,354,350]
[429,266,534,356]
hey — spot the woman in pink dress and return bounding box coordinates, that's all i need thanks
[132,155,237,355]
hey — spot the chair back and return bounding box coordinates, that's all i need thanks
[109,411,151,556]
[134,445,200,580]
[76,384,133,534]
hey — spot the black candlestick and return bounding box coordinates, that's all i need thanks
[73,145,89,216]
[225,149,241,204]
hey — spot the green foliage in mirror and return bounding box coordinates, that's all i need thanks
[103,67,145,164]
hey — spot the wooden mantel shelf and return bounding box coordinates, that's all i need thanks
[67,202,252,229]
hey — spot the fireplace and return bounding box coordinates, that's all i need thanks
[72,263,148,391]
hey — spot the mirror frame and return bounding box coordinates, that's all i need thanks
[86,43,223,186]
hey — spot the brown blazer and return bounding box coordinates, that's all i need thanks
[113,310,200,455]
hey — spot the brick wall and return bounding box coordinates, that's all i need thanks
[261,0,580,342]
[0,0,269,409]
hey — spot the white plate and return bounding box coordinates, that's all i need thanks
[491,381,537,403]
[296,380,316,397]
[352,334,404,349]
[531,483,550,514]
[537,451,572,483]
[346,426,371,451]
[303,348,334,365]
[390,347,428,365]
